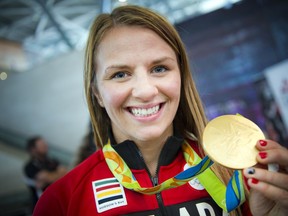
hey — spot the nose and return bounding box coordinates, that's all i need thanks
[132,74,158,101]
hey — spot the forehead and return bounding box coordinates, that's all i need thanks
[100,26,164,45]
[96,26,176,62]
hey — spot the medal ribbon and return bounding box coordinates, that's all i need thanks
[103,140,245,212]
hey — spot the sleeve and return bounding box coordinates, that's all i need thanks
[45,158,60,171]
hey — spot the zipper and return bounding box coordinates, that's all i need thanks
[138,150,168,216]
[152,176,168,216]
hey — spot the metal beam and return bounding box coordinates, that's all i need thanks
[100,0,112,13]
[34,0,74,49]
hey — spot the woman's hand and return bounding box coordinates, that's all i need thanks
[243,139,288,216]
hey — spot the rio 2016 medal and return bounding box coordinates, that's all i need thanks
[203,114,265,169]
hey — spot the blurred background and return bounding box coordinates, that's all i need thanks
[0,0,287,215]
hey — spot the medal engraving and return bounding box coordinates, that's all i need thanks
[203,115,265,169]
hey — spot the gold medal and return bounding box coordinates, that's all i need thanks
[203,114,265,169]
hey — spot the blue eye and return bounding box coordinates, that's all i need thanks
[153,66,167,73]
[112,71,127,79]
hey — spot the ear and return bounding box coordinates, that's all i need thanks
[91,85,104,107]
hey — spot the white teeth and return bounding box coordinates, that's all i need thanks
[131,105,160,117]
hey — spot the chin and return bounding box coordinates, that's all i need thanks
[137,128,171,141]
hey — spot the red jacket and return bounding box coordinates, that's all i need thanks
[34,136,250,216]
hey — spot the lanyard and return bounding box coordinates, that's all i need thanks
[103,140,245,212]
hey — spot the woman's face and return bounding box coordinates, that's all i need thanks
[94,26,181,144]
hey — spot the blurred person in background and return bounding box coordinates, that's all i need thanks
[23,136,67,211]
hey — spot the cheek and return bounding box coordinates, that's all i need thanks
[100,85,129,110]
[164,76,181,102]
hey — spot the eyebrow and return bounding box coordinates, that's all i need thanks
[151,56,176,65]
[104,56,176,73]
[105,65,129,73]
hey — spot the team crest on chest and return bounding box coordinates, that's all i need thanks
[92,177,127,213]
[183,163,205,190]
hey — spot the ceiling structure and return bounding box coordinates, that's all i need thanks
[0,0,242,73]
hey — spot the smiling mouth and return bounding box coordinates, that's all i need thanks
[129,104,162,117]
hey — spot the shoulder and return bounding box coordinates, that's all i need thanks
[33,150,107,216]
[24,159,33,170]
[51,149,106,190]
[24,159,38,177]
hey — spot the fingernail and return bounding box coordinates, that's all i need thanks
[259,140,267,146]
[251,178,259,184]
[247,167,255,175]
[259,152,267,159]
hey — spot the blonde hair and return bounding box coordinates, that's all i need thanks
[84,5,246,215]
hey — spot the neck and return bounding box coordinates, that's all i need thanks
[112,127,174,176]
[33,154,46,161]
[136,138,166,177]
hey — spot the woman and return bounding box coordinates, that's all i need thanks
[33,5,288,216]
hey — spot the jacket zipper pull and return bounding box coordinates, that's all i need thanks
[152,176,158,186]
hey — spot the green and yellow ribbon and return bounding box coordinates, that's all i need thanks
[103,140,245,212]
